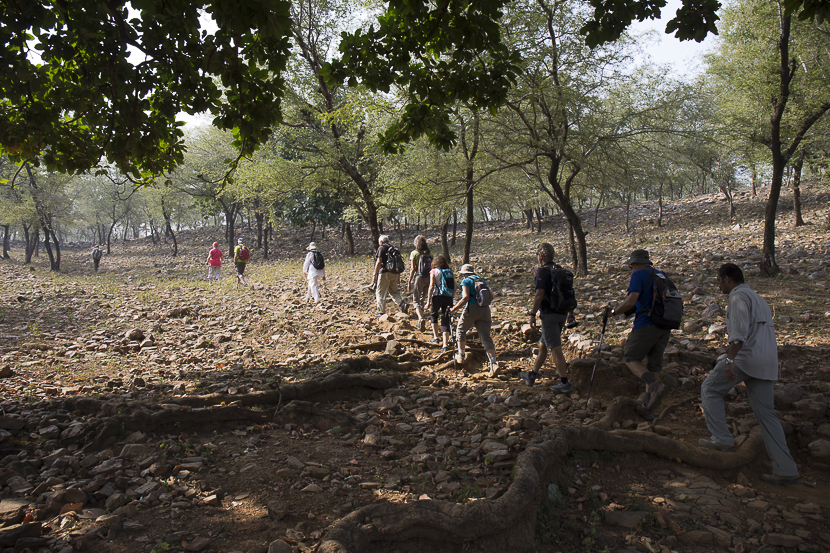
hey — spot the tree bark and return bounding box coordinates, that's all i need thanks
[1,224,9,259]
[161,197,178,257]
[441,216,451,262]
[451,211,457,246]
[345,222,355,255]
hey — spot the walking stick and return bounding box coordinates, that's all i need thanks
[586,307,610,404]
[446,305,457,372]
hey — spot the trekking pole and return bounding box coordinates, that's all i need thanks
[586,307,610,405]
[447,306,457,372]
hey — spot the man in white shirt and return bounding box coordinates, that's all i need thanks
[700,263,800,486]
[302,242,326,303]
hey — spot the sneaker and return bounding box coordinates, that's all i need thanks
[440,346,448,354]
[635,405,655,421]
[374,312,385,318]
[429,337,440,344]
[400,302,409,314]
[761,473,802,486]
[418,318,426,332]
[698,437,736,453]
[488,360,499,378]
[455,353,466,364]
[550,380,572,394]
[645,382,667,411]
[519,371,538,386]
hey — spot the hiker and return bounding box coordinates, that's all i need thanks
[206,242,222,284]
[407,235,431,331]
[520,243,573,392]
[608,249,669,416]
[233,237,249,287]
[699,263,800,485]
[425,254,454,354]
[302,242,326,303]
[91,244,103,273]
[371,235,408,317]
[450,264,498,376]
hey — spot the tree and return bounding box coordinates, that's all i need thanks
[706,0,830,275]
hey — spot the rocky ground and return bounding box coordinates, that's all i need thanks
[1,185,830,553]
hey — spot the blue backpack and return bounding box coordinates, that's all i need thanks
[437,269,454,297]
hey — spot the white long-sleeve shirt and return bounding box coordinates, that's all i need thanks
[303,251,326,279]
[727,283,778,380]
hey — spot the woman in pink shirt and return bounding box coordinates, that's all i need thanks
[207,242,222,284]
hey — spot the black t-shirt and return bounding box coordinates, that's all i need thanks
[376,244,391,273]
[535,262,555,314]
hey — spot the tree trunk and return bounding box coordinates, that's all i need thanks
[792,148,805,227]
[535,208,542,234]
[345,222,355,255]
[657,182,663,228]
[593,190,603,229]
[441,216,451,263]
[625,192,631,234]
[567,220,578,271]
[2,224,9,259]
[255,212,265,249]
[464,175,473,265]
[451,210,457,247]
[525,209,533,231]
[263,222,270,259]
[309,220,317,242]
[161,197,178,257]
[24,163,60,271]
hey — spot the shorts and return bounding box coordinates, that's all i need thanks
[623,324,672,371]
[430,295,453,332]
[208,266,221,279]
[235,262,246,276]
[457,303,495,351]
[539,312,566,349]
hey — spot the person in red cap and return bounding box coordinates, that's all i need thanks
[206,241,222,284]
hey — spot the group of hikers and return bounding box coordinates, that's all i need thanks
[191,233,798,487]
[202,238,251,287]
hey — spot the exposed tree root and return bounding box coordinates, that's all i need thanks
[319,425,764,552]
[272,400,364,432]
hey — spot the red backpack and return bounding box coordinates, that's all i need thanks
[239,245,250,261]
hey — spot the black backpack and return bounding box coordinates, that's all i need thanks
[469,275,492,307]
[644,268,684,329]
[92,247,102,260]
[418,251,433,278]
[544,264,577,314]
[311,250,325,270]
[383,245,406,274]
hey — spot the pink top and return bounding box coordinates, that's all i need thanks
[208,248,222,266]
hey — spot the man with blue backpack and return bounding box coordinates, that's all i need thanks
[450,264,498,376]
[521,243,577,391]
[609,249,681,417]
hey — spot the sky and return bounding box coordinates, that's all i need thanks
[628,0,720,77]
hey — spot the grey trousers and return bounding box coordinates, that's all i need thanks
[701,359,799,477]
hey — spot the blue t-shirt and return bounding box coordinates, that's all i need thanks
[461,275,486,305]
[628,267,666,329]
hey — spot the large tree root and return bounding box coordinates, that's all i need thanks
[319,425,763,553]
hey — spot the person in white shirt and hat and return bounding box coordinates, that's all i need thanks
[302,242,326,303]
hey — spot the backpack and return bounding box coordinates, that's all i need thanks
[239,245,250,262]
[311,250,325,270]
[383,245,406,274]
[92,247,102,260]
[418,252,433,278]
[544,264,577,314]
[644,268,684,329]
[437,268,455,297]
[469,275,492,308]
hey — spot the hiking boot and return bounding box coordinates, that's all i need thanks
[441,346,449,355]
[488,359,499,378]
[645,382,667,411]
[418,318,426,332]
[375,312,385,318]
[400,301,409,314]
[698,437,736,453]
[550,380,572,394]
[429,337,440,344]
[761,473,802,486]
[565,321,579,329]
[519,371,538,386]
[635,405,655,421]
[455,353,466,365]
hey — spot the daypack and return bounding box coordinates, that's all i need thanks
[239,245,250,262]
[311,251,325,270]
[437,268,455,297]
[544,264,578,314]
[644,268,684,329]
[383,245,406,274]
[469,275,492,308]
[92,247,102,261]
[418,252,433,278]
